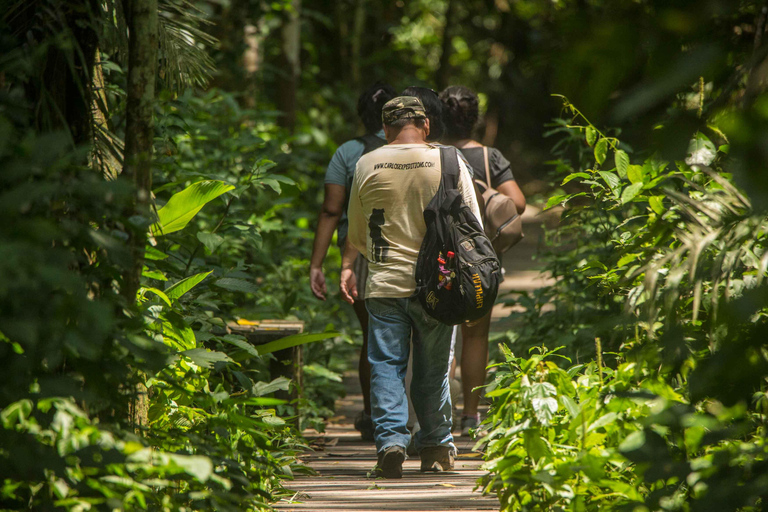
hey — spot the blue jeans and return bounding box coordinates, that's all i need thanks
[366,297,455,454]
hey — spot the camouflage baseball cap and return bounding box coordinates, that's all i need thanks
[382,96,428,124]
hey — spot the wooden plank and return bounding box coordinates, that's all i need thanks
[276,376,499,512]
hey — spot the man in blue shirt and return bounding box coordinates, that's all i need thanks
[309,83,396,441]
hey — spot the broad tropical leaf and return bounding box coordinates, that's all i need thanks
[151,180,234,236]
[256,332,339,355]
[165,271,213,301]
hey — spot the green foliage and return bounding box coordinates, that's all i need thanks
[484,97,768,511]
[481,346,667,510]
[0,13,353,509]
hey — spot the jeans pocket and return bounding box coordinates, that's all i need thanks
[366,297,399,317]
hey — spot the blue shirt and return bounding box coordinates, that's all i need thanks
[324,130,386,247]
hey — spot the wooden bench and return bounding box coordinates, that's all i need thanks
[227,319,304,405]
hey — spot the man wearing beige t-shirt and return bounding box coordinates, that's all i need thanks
[339,97,482,479]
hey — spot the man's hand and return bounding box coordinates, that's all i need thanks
[340,268,358,305]
[310,267,327,300]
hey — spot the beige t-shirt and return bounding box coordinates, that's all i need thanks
[347,143,483,298]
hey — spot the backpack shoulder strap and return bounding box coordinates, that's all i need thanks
[439,146,460,191]
[356,134,386,155]
[483,146,491,189]
[439,146,464,215]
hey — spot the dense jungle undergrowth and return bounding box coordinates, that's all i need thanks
[479,98,768,511]
[5,1,768,511]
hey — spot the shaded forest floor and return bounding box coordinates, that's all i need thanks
[277,205,555,511]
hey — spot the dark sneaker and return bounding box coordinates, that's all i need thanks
[354,410,374,442]
[419,445,455,472]
[371,445,406,479]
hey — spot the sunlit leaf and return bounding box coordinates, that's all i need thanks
[166,271,213,301]
[256,332,339,355]
[649,195,665,215]
[523,429,550,461]
[627,164,645,184]
[586,127,597,147]
[139,287,172,307]
[614,150,630,178]
[598,171,620,190]
[621,182,644,204]
[151,180,234,236]
[594,138,608,165]
[561,172,590,185]
[685,132,717,167]
[545,194,568,210]
[182,348,234,368]
[252,377,291,397]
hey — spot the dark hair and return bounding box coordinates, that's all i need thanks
[401,86,444,142]
[439,85,479,142]
[385,117,428,130]
[358,82,397,134]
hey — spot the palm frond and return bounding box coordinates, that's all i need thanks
[157,0,216,91]
[631,171,768,341]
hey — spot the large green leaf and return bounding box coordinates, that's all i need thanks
[686,131,717,167]
[614,150,630,178]
[585,126,597,147]
[627,164,645,184]
[214,278,260,294]
[151,180,234,236]
[256,332,339,355]
[182,348,234,368]
[594,138,608,165]
[166,271,213,301]
[252,376,291,397]
[196,232,224,253]
[621,182,644,204]
[598,171,620,191]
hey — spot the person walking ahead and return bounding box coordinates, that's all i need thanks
[309,82,396,441]
[340,97,483,479]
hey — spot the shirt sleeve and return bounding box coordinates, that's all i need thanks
[325,140,365,186]
[347,162,367,255]
[490,148,515,187]
[457,151,483,229]
[324,146,349,186]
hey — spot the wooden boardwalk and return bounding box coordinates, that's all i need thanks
[278,206,555,512]
[276,385,498,512]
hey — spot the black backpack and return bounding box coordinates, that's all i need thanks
[415,147,501,325]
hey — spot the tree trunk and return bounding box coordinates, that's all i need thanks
[122,0,158,431]
[122,0,158,302]
[350,0,365,88]
[276,0,301,131]
[91,50,122,179]
[336,1,349,82]
[436,0,455,91]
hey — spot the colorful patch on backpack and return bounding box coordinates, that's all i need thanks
[426,291,439,309]
[460,239,475,252]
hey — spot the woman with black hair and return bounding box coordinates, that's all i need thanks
[401,86,445,142]
[440,85,526,436]
[309,82,396,441]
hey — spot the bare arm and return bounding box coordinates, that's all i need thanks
[496,180,526,214]
[309,183,346,300]
[340,237,360,304]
